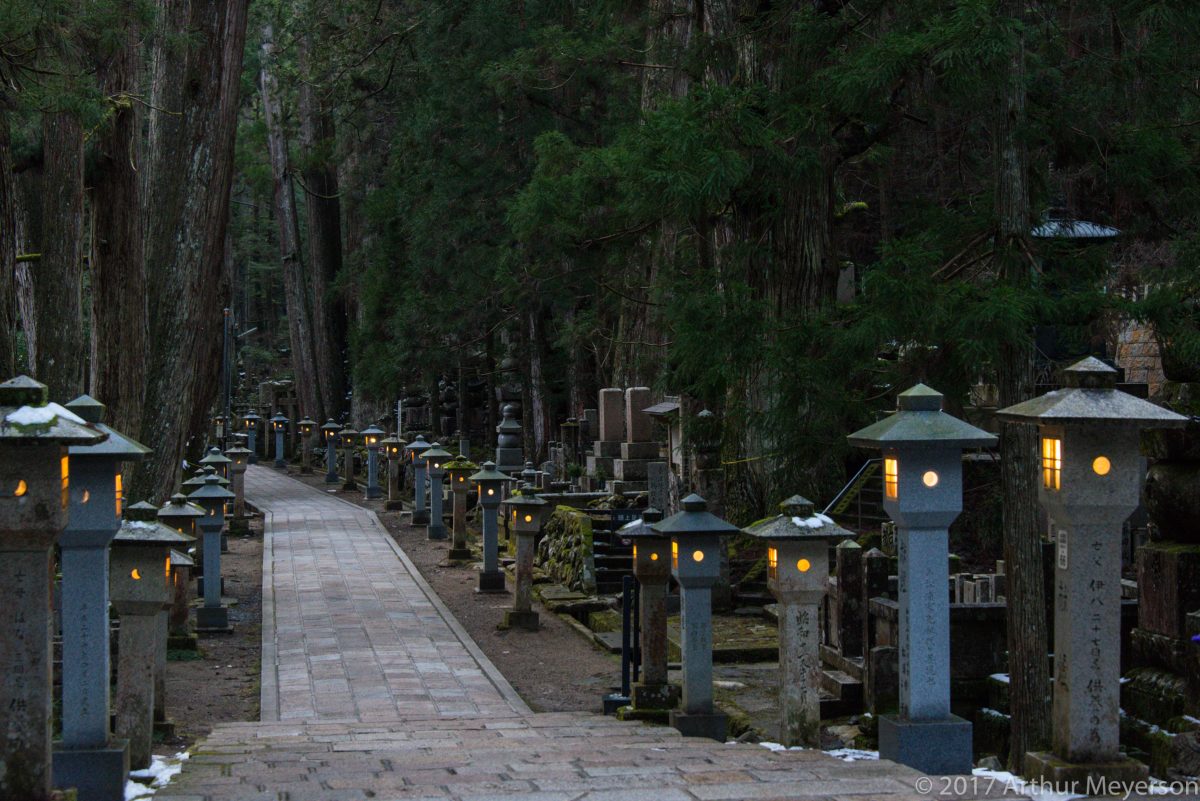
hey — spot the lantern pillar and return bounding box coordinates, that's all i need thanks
[109,544,166,769]
[191,476,235,634]
[273,427,286,468]
[449,481,470,558]
[471,462,508,593]
[626,510,679,712]
[340,431,358,492]
[365,445,382,499]
[425,447,449,541]
[386,453,403,509]
[776,541,828,746]
[503,529,538,630]
[412,461,429,525]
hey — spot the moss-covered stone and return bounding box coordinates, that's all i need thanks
[535,507,597,593]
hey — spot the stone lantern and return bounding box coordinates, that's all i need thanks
[421,442,452,541]
[167,548,195,650]
[49,394,148,800]
[223,443,252,525]
[444,454,479,560]
[158,493,204,647]
[213,413,226,444]
[270,411,289,468]
[744,495,851,747]
[847,383,996,775]
[242,409,262,464]
[651,493,740,741]
[406,434,432,524]
[320,419,342,484]
[381,433,407,510]
[998,357,1187,787]
[109,509,192,770]
[0,376,103,801]
[470,461,510,592]
[361,424,386,500]
[297,417,317,474]
[621,508,680,713]
[339,426,359,491]
[189,473,236,633]
[500,486,551,630]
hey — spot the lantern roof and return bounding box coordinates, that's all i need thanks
[470,461,510,484]
[619,507,666,540]
[651,494,740,538]
[0,376,106,444]
[181,470,207,489]
[360,424,386,437]
[199,447,232,465]
[847,384,998,449]
[320,419,342,433]
[189,473,235,501]
[405,434,431,454]
[298,416,317,427]
[224,445,252,456]
[502,490,548,510]
[340,427,359,437]
[125,500,160,521]
[444,455,479,473]
[997,357,1189,427]
[170,548,194,568]
[744,495,852,542]
[421,442,452,461]
[270,411,289,424]
[380,433,405,447]
[243,410,262,420]
[114,518,194,546]
[64,394,152,460]
[158,493,204,520]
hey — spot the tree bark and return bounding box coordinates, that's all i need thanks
[298,32,348,423]
[995,0,1051,769]
[89,11,147,435]
[0,113,17,376]
[34,111,86,399]
[260,22,321,423]
[136,0,249,501]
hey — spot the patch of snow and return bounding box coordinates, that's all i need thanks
[1185,715,1200,727]
[790,515,828,529]
[714,680,746,690]
[126,521,159,529]
[759,741,791,752]
[989,673,1010,683]
[973,768,1084,801]
[825,748,879,762]
[980,707,1011,720]
[6,402,86,427]
[125,751,188,799]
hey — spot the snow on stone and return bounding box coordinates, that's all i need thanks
[791,514,832,529]
[758,743,880,763]
[972,768,1084,801]
[125,751,189,799]
[989,672,1010,683]
[5,402,86,427]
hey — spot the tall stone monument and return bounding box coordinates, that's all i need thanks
[495,404,524,473]
[847,384,996,775]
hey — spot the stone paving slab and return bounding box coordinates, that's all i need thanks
[157,468,1026,801]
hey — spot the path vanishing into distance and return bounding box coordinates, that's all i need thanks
[157,466,1021,801]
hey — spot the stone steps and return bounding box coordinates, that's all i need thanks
[155,710,997,801]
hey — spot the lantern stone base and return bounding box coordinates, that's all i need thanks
[878,714,972,775]
[448,546,473,561]
[385,499,405,511]
[427,521,448,540]
[195,606,232,633]
[616,705,670,724]
[342,480,358,492]
[501,609,539,631]
[1024,751,1148,793]
[196,576,225,597]
[631,681,680,710]
[411,509,430,525]
[53,740,129,801]
[153,720,176,738]
[477,571,506,593]
[365,486,383,500]
[669,709,728,742]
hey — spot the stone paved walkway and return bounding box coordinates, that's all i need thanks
[157,467,1021,801]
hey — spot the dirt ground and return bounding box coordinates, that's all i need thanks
[292,471,622,713]
[159,520,263,753]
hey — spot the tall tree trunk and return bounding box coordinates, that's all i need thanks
[89,12,147,435]
[136,0,249,501]
[995,0,1051,770]
[0,113,17,376]
[299,32,348,423]
[260,22,321,423]
[34,112,85,399]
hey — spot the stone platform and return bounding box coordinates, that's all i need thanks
[156,467,1020,800]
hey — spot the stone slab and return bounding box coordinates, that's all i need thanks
[592,440,622,458]
[670,709,728,742]
[1023,750,1148,794]
[878,714,973,775]
[613,459,649,481]
[599,388,625,442]
[53,740,130,801]
[625,387,653,443]
[621,442,660,460]
[586,455,615,477]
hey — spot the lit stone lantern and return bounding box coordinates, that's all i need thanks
[847,383,996,775]
[444,455,479,560]
[270,411,289,468]
[406,434,432,524]
[744,495,851,747]
[242,409,262,464]
[339,426,359,491]
[199,446,232,487]
[223,444,252,523]
[421,442,452,541]
[470,461,510,592]
[159,494,204,652]
[213,413,226,443]
[50,394,148,800]
[158,493,203,539]
[999,357,1187,787]
[381,433,407,510]
[321,419,342,483]
[0,376,102,800]
[167,548,195,649]
[109,507,192,770]
[621,508,680,712]
[652,493,740,741]
[361,425,386,500]
[500,486,551,630]
[297,417,317,474]
[189,473,236,633]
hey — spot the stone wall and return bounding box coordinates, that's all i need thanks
[535,507,597,594]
